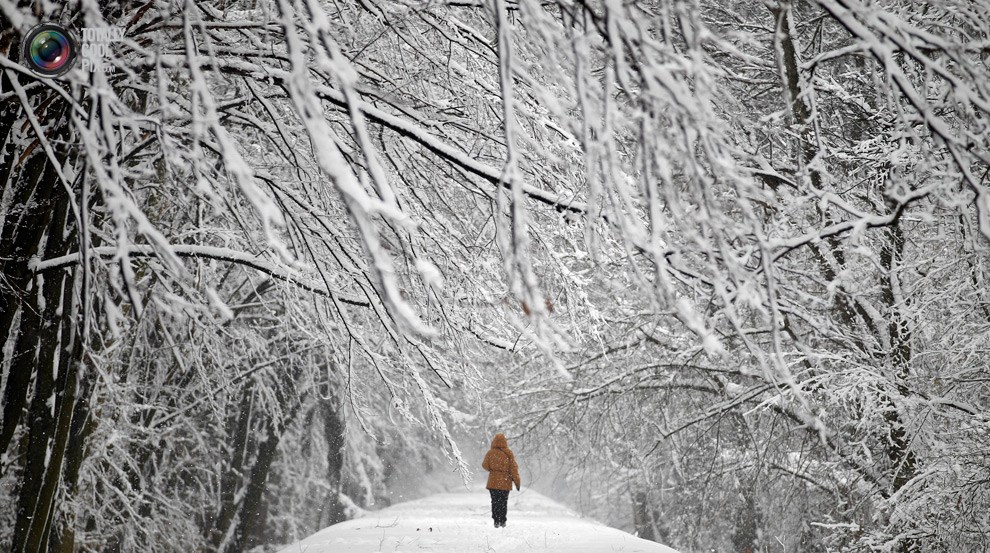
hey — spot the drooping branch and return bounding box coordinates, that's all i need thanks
[30,245,369,306]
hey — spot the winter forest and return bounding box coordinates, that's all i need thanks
[1,0,989,551]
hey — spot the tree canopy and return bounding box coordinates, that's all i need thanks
[0,0,988,552]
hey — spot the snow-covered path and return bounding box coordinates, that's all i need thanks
[276,488,679,553]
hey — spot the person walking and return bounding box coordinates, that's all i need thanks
[482,433,520,528]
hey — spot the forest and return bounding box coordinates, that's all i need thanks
[1,0,989,551]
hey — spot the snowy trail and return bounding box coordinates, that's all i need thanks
[276,488,679,553]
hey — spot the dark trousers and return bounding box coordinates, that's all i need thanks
[489,489,509,524]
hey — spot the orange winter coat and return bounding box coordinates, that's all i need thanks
[482,433,521,491]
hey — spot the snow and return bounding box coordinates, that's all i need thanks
[276,488,679,553]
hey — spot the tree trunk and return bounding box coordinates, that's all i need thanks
[321,398,347,528]
[631,489,665,543]
[228,416,285,553]
[770,4,919,551]
[10,184,80,553]
[209,384,257,550]
[879,212,919,553]
[0,150,61,467]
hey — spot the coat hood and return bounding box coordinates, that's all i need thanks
[491,433,508,449]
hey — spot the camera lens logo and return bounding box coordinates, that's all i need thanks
[22,24,77,77]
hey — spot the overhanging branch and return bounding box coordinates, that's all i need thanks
[30,244,369,307]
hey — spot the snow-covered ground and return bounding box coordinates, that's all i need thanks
[276,488,679,553]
